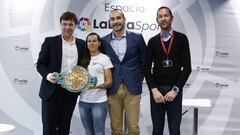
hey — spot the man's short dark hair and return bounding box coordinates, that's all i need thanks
[60,11,78,24]
[157,6,173,17]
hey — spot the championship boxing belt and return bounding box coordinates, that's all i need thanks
[53,66,97,93]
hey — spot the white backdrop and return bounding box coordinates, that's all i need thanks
[1,0,240,135]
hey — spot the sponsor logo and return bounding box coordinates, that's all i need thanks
[93,19,160,32]
[15,46,29,52]
[215,51,229,58]
[77,3,159,32]
[196,66,211,72]
[77,17,91,31]
[77,18,160,32]
[14,78,28,85]
[215,82,229,89]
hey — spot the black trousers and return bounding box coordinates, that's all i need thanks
[150,85,182,135]
[42,85,78,135]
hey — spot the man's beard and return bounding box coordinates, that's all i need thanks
[113,25,124,32]
[160,24,171,31]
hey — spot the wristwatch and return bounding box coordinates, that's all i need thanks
[172,86,179,93]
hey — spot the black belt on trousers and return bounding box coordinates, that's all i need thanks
[120,79,124,84]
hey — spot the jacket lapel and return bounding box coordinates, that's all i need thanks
[56,35,62,72]
[105,33,121,63]
[121,31,131,63]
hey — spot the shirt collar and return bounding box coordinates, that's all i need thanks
[160,29,173,37]
[111,30,127,40]
[62,35,76,45]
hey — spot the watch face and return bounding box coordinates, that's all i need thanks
[173,87,179,93]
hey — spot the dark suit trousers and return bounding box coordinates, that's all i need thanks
[42,85,78,135]
[150,85,182,135]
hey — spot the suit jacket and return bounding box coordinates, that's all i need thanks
[37,35,85,101]
[102,31,146,95]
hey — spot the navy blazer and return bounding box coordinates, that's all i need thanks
[102,31,146,95]
[37,35,85,101]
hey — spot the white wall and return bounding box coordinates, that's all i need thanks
[0,0,240,134]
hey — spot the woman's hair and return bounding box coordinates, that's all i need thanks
[81,32,104,69]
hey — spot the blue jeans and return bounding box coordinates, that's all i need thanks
[78,101,108,135]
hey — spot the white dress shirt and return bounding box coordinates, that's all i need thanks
[61,36,78,73]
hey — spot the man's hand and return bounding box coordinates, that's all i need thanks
[46,73,57,84]
[151,88,165,103]
[164,90,177,102]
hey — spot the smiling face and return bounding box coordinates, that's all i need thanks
[109,10,126,33]
[60,19,76,39]
[87,34,101,55]
[156,7,173,32]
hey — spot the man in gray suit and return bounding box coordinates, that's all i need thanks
[102,9,146,135]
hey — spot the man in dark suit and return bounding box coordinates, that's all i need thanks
[36,11,85,135]
[144,6,192,135]
[102,9,146,135]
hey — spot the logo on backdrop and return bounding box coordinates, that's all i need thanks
[14,78,28,85]
[15,46,29,52]
[77,17,160,32]
[77,17,91,31]
[215,50,229,58]
[196,66,211,72]
[215,82,229,89]
[76,2,160,32]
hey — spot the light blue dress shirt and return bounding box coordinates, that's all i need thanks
[161,29,173,42]
[110,31,127,62]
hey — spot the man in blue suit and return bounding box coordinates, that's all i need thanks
[102,9,146,135]
[37,11,85,135]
